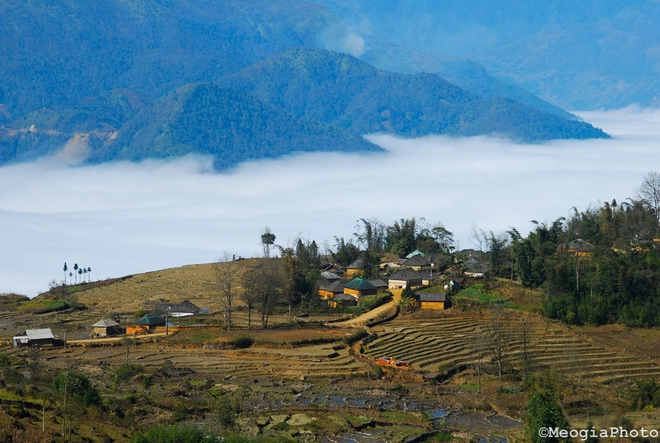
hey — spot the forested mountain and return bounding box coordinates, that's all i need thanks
[221,49,608,141]
[89,84,383,169]
[0,0,611,169]
[312,0,660,110]
[0,0,337,118]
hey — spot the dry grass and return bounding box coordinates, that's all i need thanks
[574,323,660,359]
[364,312,660,384]
[38,260,261,314]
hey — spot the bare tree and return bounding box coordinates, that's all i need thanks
[486,306,509,382]
[277,246,298,324]
[519,317,534,381]
[216,253,241,331]
[470,332,488,393]
[241,265,259,330]
[470,224,488,252]
[254,258,285,328]
[634,170,660,224]
[122,335,135,365]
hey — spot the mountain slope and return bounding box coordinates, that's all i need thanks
[312,0,660,109]
[92,84,383,169]
[0,0,341,119]
[0,0,612,169]
[220,48,609,141]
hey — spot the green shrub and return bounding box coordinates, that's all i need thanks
[114,364,144,385]
[343,330,369,346]
[0,354,11,367]
[131,425,217,443]
[53,371,102,407]
[228,336,254,349]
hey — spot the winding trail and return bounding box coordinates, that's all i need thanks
[330,289,402,328]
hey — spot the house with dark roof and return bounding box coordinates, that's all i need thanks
[317,279,344,300]
[402,254,430,270]
[417,292,447,310]
[321,271,341,280]
[388,269,423,289]
[464,262,488,278]
[345,259,364,278]
[319,260,343,276]
[368,278,389,293]
[155,300,201,318]
[331,293,358,308]
[419,269,441,286]
[565,238,595,256]
[344,278,377,297]
[91,319,122,337]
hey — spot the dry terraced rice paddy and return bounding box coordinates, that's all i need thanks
[33,338,370,380]
[363,315,660,384]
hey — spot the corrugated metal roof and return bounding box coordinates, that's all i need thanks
[25,328,54,340]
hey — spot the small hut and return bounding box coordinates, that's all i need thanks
[331,293,358,308]
[136,314,166,330]
[417,292,447,310]
[91,319,122,337]
[13,328,55,347]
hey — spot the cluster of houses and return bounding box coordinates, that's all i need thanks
[12,300,208,347]
[316,249,489,310]
[12,250,494,346]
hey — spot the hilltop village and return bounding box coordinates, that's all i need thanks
[3,208,660,443]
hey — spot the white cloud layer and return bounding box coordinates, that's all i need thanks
[1,108,659,297]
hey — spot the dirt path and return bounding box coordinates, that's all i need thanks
[66,333,167,345]
[331,289,402,328]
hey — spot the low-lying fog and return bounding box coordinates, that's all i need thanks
[1,107,659,297]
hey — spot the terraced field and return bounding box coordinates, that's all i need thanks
[363,315,660,385]
[34,340,370,380]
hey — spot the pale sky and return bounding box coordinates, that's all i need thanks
[1,107,658,297]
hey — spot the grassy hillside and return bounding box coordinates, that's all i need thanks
[48,262,229,314]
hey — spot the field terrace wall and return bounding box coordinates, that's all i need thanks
[363,316,660,384]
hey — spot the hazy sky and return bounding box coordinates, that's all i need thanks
[1,107,658,297]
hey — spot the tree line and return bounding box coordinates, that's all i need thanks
[216,219,455,329]
[476,171,660,327]
[62,262,92,285]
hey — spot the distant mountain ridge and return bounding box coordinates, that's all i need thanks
[0,0,610,170]
[220,48,607,141]
[311,0,660,110]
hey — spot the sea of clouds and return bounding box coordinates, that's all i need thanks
[1,107,659,297]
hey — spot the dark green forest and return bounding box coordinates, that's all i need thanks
[0,0,609,170]
[483,172,660,327]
